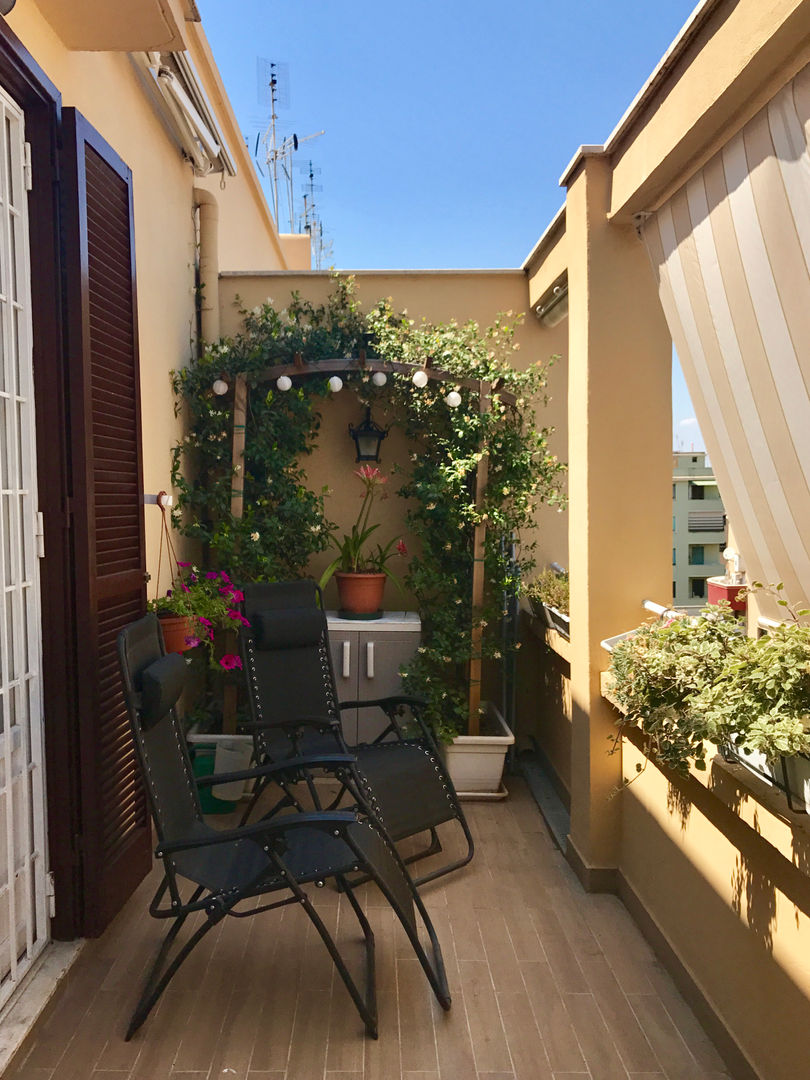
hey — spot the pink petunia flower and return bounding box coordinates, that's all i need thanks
[205,571,219,580]
[198,617,213,627]
[177,561,191,568]
[184,636,201,648]
[219,653,243,671]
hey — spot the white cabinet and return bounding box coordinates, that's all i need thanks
[327,612,421,744]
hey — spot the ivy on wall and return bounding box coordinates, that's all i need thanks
[171,276,566,737]
[369,300,565,739]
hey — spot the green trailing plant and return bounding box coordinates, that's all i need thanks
[608,604,742,776]
[172,277,565,741]
[608,593,810,779]
[525,567,569,616]
[171,276,369,580]
[368,300,566,741]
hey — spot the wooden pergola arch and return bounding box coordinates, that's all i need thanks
[227,356,517,734]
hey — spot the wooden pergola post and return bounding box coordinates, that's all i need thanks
[225,363,508,737]
[222,373,247,733]
[467,380,491,736]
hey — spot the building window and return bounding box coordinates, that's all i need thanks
[672,483,676,500]
[690,545,704,565]
[691,456,698,462]
[673,581,677,598]
[673,548,676,565]
[690,577,706,599]
[689,482,705,500]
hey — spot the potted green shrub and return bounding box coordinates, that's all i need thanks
[525,567,569,640]
[606,601,810,807]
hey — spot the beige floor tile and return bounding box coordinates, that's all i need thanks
[497,989,553,1079]
[5,779,734,1080]
[458,960,512,1074]
[520,962,586,1074]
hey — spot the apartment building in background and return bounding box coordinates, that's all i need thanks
[672,451,726,609]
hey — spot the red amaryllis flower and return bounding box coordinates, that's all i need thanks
[219,653,242,671]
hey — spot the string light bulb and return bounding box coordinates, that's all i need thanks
[412,369,428,388]
[445,390,462,408]
[328,376,344,393]
[371,371,387,387]
[212,378,229,396]
[276,375,292,391]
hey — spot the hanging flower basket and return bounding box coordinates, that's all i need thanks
[159,614,195,654]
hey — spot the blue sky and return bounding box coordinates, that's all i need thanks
[197,0,704,448]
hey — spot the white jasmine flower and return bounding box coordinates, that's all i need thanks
[250,531,260,541]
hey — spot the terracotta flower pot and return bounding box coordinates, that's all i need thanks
[159,614,195,654]
[335,572,386,617]
[707,577,747,612]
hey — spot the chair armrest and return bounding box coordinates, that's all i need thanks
[340,694,427,711]
[194,753,357,788]
[155,810,359,857]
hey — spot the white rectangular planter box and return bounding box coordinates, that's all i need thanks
[441,702,514,797]
[726,739,810,814]
[187,733,253,801]
[542,604,570,640]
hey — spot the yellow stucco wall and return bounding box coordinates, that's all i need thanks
[621,740,810,1080]
[521,3,810,1075]
[6,2,287,583]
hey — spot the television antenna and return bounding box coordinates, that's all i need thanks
[255,59,323,231]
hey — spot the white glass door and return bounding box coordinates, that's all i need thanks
[0,84,48,1009]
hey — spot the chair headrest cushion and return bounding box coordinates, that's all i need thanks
[253,607,325,650]
[140,653,187,728]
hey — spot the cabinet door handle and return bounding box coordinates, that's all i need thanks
[366,641,375,679]
[342,640,351,679]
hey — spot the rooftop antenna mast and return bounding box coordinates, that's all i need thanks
[256,59,323,231]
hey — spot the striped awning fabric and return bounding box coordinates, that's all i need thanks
[642,63,810,616]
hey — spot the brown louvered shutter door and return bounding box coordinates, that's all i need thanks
[61,109,151,937]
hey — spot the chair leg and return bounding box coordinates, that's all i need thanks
[412,816,475,888]
[126,908,218,1040]
[279,867,378,1038]
[346,828,452,1013]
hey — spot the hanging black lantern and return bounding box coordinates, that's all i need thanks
[348,406,388,462]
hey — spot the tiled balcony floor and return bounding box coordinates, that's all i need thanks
[6,779,730,1079]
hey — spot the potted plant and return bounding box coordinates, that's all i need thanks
[147,562,247,669]
[319,464,407,617]
[525,567,570,639]
[606,600,810,806]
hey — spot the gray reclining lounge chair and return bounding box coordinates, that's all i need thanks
[117,613,451,1040]
[238,580,474,886]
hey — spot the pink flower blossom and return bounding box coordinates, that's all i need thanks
[396,539,408,557]
[184,635,201,648]
[205,571,219,580]
[198,617,213,627]
[219,653,242,671]
[177,561,191,568]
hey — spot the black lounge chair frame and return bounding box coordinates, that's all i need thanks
[118,613,450,1040]
[238,581,474,887]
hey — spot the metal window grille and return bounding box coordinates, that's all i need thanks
[0,85,48,1009]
